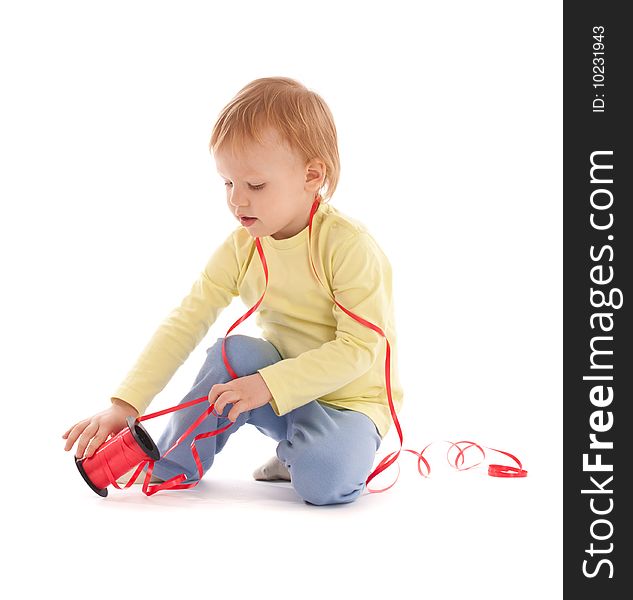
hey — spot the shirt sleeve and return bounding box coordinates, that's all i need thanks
[110,230,241,415]
[257,231,390,416]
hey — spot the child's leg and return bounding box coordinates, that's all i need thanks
[149,334,287,483]
[277,402,382,506]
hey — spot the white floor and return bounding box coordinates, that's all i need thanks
[9,423,561,600]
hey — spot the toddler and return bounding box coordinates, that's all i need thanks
[62,76,404,505]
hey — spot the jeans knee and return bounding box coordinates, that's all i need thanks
[293,475,364,506]
[288,452,365,506]
[207,335,282,377]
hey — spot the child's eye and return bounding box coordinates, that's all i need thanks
[224,182,265,191]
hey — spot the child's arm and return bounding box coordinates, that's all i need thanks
[108,229,241,417]
[62,229,242,457]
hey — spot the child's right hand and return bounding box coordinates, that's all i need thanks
[62,398,139,460]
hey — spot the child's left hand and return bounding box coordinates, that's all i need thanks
[209,373,273,422]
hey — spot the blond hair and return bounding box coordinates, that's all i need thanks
[209,77,340,202]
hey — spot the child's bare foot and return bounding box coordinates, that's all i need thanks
[252,455,291,481]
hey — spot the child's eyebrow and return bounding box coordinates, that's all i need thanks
[216,169,265,180]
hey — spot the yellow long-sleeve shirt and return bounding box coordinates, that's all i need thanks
[111,202,403,439]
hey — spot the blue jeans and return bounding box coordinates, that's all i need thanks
[150,335,382,505]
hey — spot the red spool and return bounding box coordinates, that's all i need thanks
[75,416,160,497]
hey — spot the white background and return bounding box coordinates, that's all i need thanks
[1,1,562,599]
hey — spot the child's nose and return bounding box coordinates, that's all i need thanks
[228,187,248,207]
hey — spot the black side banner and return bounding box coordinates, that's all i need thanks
[564,2,632,597]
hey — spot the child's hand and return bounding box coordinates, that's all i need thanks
[209,373,273,423]
[62,398,139,459]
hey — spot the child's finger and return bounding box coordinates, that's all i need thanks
[215,391,238,416]
[62,423,78,439]
[208,382,233,406]
[75,423,99,459]
[84,426,108,459]
[227,402,243,422]
[64,421,88,451]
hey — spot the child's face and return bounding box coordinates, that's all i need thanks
[214,127,323,240]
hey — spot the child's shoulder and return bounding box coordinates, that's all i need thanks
[320,202,388,258]
[320,203,391,266]
[229,225,256,251]
[319,203,392,283]
[319,203,370,240]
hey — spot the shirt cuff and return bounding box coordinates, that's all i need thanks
[110,386,150,416]
[258,367,292,416]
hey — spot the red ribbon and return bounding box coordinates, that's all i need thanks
[85,193,527,497]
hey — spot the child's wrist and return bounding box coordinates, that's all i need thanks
[111,397,139,417]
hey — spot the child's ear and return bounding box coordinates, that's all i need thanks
[305,158,326,190]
